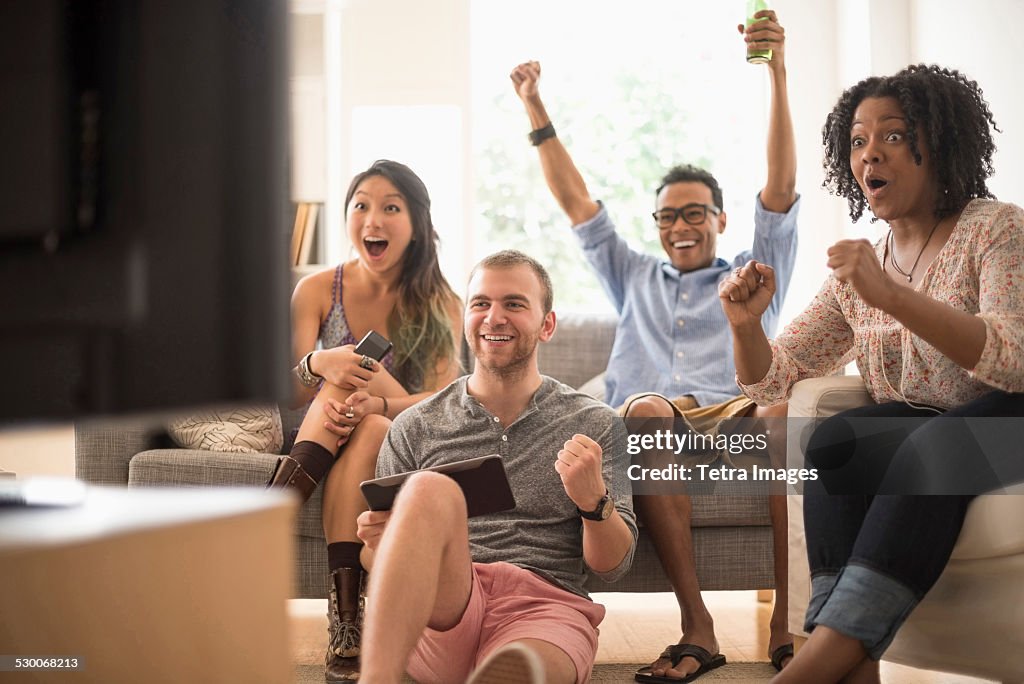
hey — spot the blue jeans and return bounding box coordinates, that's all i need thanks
[801,390,1024,659]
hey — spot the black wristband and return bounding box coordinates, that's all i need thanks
[528,122,556,146]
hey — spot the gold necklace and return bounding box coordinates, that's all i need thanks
[886,217,942,283]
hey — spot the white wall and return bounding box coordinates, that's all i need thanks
[910,0,1024,203]
[291,12,326,204]
[329,0,473,280]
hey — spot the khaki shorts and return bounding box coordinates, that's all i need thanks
[618,392,756,467]
[619,392,754,426]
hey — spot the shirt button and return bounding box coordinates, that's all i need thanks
[674,374,681,382]
[501,435,508,442]
[676,351,684,358]
[677,319,685,328]
[681,293,689,301]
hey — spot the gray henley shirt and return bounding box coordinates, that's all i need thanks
[376,375,637,599]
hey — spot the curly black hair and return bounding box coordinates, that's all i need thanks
[822,64,999,222]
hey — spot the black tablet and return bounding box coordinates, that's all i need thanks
[360,454,516,517]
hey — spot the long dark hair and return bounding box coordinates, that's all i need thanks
[822,64,999,222]
[344,160,460,390]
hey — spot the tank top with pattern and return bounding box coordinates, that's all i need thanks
[319,264,397,374]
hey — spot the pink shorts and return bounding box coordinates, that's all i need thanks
[406,562,605,684]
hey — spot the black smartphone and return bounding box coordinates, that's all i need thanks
[354,330,393,362]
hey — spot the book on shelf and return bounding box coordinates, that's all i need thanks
[290,202,320,266]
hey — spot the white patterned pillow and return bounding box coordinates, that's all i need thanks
[167,405,284,454]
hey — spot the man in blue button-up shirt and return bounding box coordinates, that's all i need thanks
[512,10,799,681]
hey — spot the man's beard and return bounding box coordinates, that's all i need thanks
[471,329,539,379]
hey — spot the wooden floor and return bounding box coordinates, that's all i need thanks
[290,590,994,682]
[590,592,991,683]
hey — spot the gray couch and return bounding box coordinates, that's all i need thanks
[75,312,775,597]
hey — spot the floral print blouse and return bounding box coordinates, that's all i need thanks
[740,199,1024,409]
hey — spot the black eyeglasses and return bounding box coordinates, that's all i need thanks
[652,203,721,229]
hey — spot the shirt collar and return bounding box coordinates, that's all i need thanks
[660,256,729,279]
[456,375,554,423]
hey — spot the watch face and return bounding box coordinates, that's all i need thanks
[599,496,614,520]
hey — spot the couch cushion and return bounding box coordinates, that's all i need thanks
[951,490,1024,560]
[788,375,870,419]
[128,450,326,540]
[577,371,606,401]
[129,449,275,486]
[538,312,617,389]
[587,525,774,592]
[689,494,771,527]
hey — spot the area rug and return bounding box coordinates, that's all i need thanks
[591,662,777,682]
[295,661,777,683]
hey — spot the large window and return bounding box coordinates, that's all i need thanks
[471,1,771,312]
[350,106,465,283]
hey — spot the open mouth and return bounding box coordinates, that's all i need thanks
[364,236,388,257]
[672,239,698,249]
[865,174,889,195]
[482,334,512,342]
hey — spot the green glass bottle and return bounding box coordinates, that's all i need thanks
[745,0,772,64]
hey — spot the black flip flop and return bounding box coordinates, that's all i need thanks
[770,643,794,671]
[634,643,727,683]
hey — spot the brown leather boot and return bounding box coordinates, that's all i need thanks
[325,567,364,682]
[266,455,318,501]
[266,441,335,503]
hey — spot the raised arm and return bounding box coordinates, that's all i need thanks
[720,260,777,385]
[741,10,797,212]
[510,61,600,226]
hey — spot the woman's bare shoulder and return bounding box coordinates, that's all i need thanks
[292,264,341,303]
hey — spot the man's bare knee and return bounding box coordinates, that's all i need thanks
[625,396,676,419]
[752,402,788,419]
[394,471,468,525]
[355,413,391,440]
[510,639,578,684]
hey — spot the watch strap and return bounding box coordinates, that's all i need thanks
[577,490,612,521]
[528,122,556,146]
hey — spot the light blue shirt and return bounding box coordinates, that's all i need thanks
[574,194,800,408]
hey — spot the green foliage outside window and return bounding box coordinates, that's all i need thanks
[474,68,713,312]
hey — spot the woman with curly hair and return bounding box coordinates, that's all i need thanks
[269,160,462,681]
[720,65,1024,683]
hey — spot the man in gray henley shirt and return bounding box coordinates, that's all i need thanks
[355,250,637,684]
